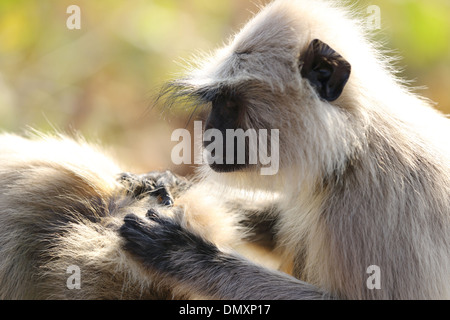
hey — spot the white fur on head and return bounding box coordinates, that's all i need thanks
[171,0,449,193]
[170,1,450,298]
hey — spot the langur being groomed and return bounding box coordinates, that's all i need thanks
[1,0,450,300]
[0,134,197,299]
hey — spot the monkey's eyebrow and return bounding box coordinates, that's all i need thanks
[157,81,222,112]
[190,85,223,102]
[164,80,238,103]
[159,80,215,101]
[160,77,265,107]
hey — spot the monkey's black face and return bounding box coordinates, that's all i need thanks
[203,95,251,173]
[168,38,350,175]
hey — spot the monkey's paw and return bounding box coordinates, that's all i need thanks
[118,170,190,206]
[119,210,217,274]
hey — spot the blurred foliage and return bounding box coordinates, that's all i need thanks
[0,0,448,174]
[377,0,450,116]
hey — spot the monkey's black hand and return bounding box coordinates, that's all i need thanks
[118,170,190,206]
[119,210,218,275]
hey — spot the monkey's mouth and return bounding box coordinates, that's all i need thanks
[209,162,247,173]
[203,140,251,173]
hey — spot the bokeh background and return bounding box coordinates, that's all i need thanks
[0,0,449,175]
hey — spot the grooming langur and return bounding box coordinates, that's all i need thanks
[0,134,197,299]
[1,0,449,300]
[121,0,450,299]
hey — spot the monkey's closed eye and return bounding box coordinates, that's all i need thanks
[212,96,239,112]
[300,39,351,102]
[225,100,238,109]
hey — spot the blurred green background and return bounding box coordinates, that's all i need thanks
[0,0,449,174]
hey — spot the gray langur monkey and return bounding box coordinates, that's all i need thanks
[0,132,275,299]
[0,133,197,299]
[1,0,449,300]
[120,0,450,299]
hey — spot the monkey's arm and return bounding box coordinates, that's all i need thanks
[233,202,280,250]
[119,171,279,249]
[119,211,328,300]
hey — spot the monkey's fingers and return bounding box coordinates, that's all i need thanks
[120,213,180,265]
[118,171,176,206]
[119,214,154,255]
[120,212,215,274]
[141,170,192,197]
[151,186,174,207]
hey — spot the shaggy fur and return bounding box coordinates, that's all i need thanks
[0,0,449,300]
[0,133,246,299]
[157,0,450,299]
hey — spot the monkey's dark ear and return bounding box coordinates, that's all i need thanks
[300,39,351,102]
